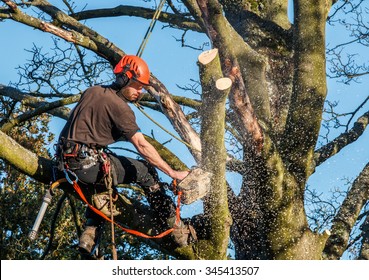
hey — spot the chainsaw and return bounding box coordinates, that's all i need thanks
[172,167,213,205]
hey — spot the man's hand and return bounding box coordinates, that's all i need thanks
[170,170,189,181]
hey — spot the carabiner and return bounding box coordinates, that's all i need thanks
[63,169,78,184]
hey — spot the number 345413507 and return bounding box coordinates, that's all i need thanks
[205,266,259,276]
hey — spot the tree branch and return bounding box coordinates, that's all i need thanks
[0,84,77,120]
[2,0,123,64]
[140,93,202,110]
[148,81,202,164]
[72,5,202,33]
[314,110,369,167]
[0,130,53,183]
[196,0,265,152]
[0,95,79,132]
[323,162,369,259]
[282,0,327,179]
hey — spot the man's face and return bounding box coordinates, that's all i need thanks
[120,79,146,101]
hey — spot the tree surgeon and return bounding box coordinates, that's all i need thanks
[56,55,196,257]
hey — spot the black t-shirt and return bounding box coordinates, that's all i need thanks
[59,85,140,147]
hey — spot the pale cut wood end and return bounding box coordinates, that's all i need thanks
[216,77,232,90]
[198,48,219,65]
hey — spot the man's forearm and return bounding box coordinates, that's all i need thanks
[130,132,175,177]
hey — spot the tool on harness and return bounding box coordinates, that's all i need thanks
[29,189,53,241]
[170,167,213,205]
[28,179,65,241]
[56,138,101,172]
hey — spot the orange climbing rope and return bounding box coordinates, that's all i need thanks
[68,179,182,239]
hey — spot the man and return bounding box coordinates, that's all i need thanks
[57,55,195,257]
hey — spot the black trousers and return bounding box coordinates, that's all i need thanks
[68,153,176,227]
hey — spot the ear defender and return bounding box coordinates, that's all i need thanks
[112,73,129,90]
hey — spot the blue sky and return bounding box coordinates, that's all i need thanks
[1,0,369,258]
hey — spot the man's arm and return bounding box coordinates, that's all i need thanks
[129,132,189,180]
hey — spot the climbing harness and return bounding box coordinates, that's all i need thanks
[33,166,182,240]
[30,138,184,261]
[136,0,167,58]
[56,140,183,239]
[29,174,183,259]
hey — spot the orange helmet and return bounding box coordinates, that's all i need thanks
[113,55,150,86]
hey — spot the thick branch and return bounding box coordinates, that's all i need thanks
[198,49,232,259]
[0,130,53,183]
[323,162,369,259]
[148,81,202,164]
[195,1,265,153]
[282,0,327,179]
[2,0,123,64]
[72,5,202,33]
[314,110,369,167]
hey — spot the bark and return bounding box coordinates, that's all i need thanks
[323,162,369,259]
[282,0,328,181]
[358,214,369,260]
[198,49,232,259]
[314,110,369,167]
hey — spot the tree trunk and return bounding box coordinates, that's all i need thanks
[197,49,232,259]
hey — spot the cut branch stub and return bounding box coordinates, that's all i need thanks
[216,77,232,91]
[198,48,219,65]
